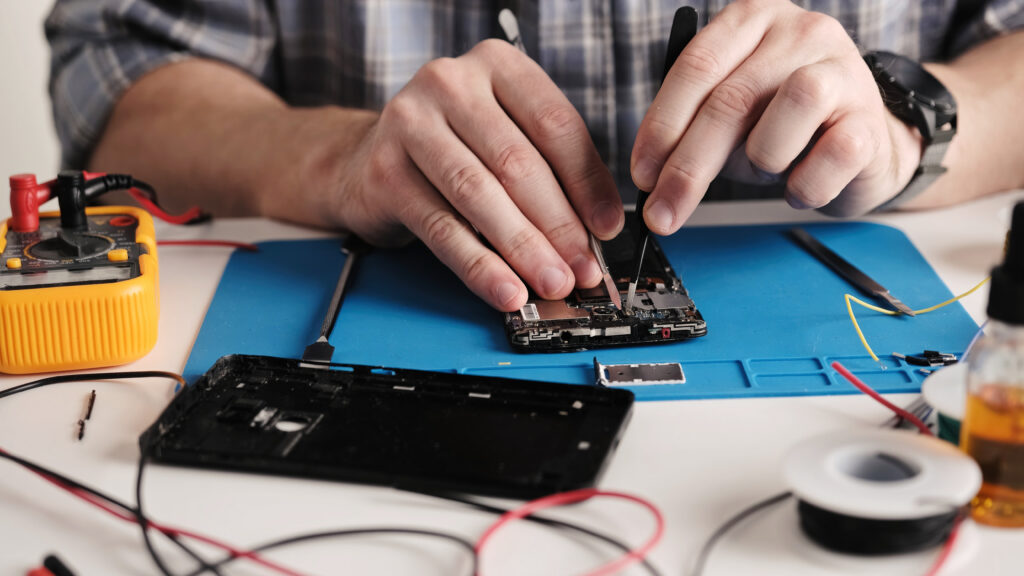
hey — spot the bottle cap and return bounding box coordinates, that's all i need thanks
[988,201,1024,324]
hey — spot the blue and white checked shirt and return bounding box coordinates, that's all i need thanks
[47,0,1024,197]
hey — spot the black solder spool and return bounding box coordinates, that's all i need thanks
[784,429,980,557]
[796,499,959,555]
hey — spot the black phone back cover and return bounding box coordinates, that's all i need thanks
[140,355,634,499]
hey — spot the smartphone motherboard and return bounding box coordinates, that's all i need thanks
[504,222,706,352]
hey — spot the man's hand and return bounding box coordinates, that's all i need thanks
[631,0,924,234]
[332,39,623,311]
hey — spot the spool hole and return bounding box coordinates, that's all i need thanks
[837,451,921,482]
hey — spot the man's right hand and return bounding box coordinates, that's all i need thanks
[328,39,623,311]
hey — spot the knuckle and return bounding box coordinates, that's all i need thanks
[385,93,420,126]
[798,11,845,42]
[419,57,459,84]
[562,160,609,196]
[545,217,584,248]
[704,80,761,126]
[460,249,498,290]
[781,66,831,110]
[367,151,398,188]
[417,58,464,100]
[472,38,514,61]
[662,157,705,191]
[824,125,871,166]
[531,103,583,142]
[675,45,723,81]
[420,208,466,250]
[442,164,491,208]
[639,114,680,153]
[501,227,545,264]
[493,143,538,187]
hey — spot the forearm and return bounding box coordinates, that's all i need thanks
[908,30,1024,208]
[89,59,377,229]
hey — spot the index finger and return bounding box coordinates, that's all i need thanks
[472,41,624,240]
[630,3,773,193]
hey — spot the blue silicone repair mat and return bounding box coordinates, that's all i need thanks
[183,222,979,400]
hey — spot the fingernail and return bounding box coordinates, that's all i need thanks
[634,157,660,190]
[591,201,622,235]
[645,199,675,233]
[571,253,602,286]
[539,266,569,296]
[495,282,521,308]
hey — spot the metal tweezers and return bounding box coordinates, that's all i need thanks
[790,227,916,316]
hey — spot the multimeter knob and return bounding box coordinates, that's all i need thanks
[27,230,113,261]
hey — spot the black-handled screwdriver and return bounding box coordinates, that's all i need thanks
[626,7,698,313]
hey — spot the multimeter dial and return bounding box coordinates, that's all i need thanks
[27,231,114,261]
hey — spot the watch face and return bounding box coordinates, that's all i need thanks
[869,51,956,112]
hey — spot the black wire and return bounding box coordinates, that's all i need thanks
[688,491,793,576]
[135,451,215,576]
[0,448,219,575]
[688,400,941,576]
[416,490,664,576]
[0,371,219,575]
[0,371,185,400]
[181,528,479,576]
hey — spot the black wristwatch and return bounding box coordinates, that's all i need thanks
[863,51,957,211]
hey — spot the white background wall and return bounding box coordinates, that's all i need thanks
[0,3,62,222]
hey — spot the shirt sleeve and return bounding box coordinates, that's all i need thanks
[947,0,1024,57]
[46,0,278,169]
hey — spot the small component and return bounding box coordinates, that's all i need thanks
[893,350,958,367]
[529,299,591,321]
[84,389,96,420]
[594,357,686,386]
[76,418,86,441]
[250,407,278,428]
[646,290,694,310]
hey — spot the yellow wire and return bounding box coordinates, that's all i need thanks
[845,276,991,363]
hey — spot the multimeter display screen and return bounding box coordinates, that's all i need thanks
[1,265,134,289]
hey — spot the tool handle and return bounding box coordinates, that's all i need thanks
[789,228,887,296]
[631,7,697,285]
[663,7,698,82]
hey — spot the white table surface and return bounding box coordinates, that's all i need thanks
[2,192,1023,576]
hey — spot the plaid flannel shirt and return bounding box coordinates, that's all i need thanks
[47,0,1024,198]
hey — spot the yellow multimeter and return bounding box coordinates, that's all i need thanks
[1,171,160,374]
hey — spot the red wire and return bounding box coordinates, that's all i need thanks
[831,361,933,436]
[127,188,205,225]
[831,361,964,576]
[157,240,260,252]
[923,513,964,576]
[474,488,665,576]
[0,447,306,576]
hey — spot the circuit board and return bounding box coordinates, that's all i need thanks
[504,220,706,352]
